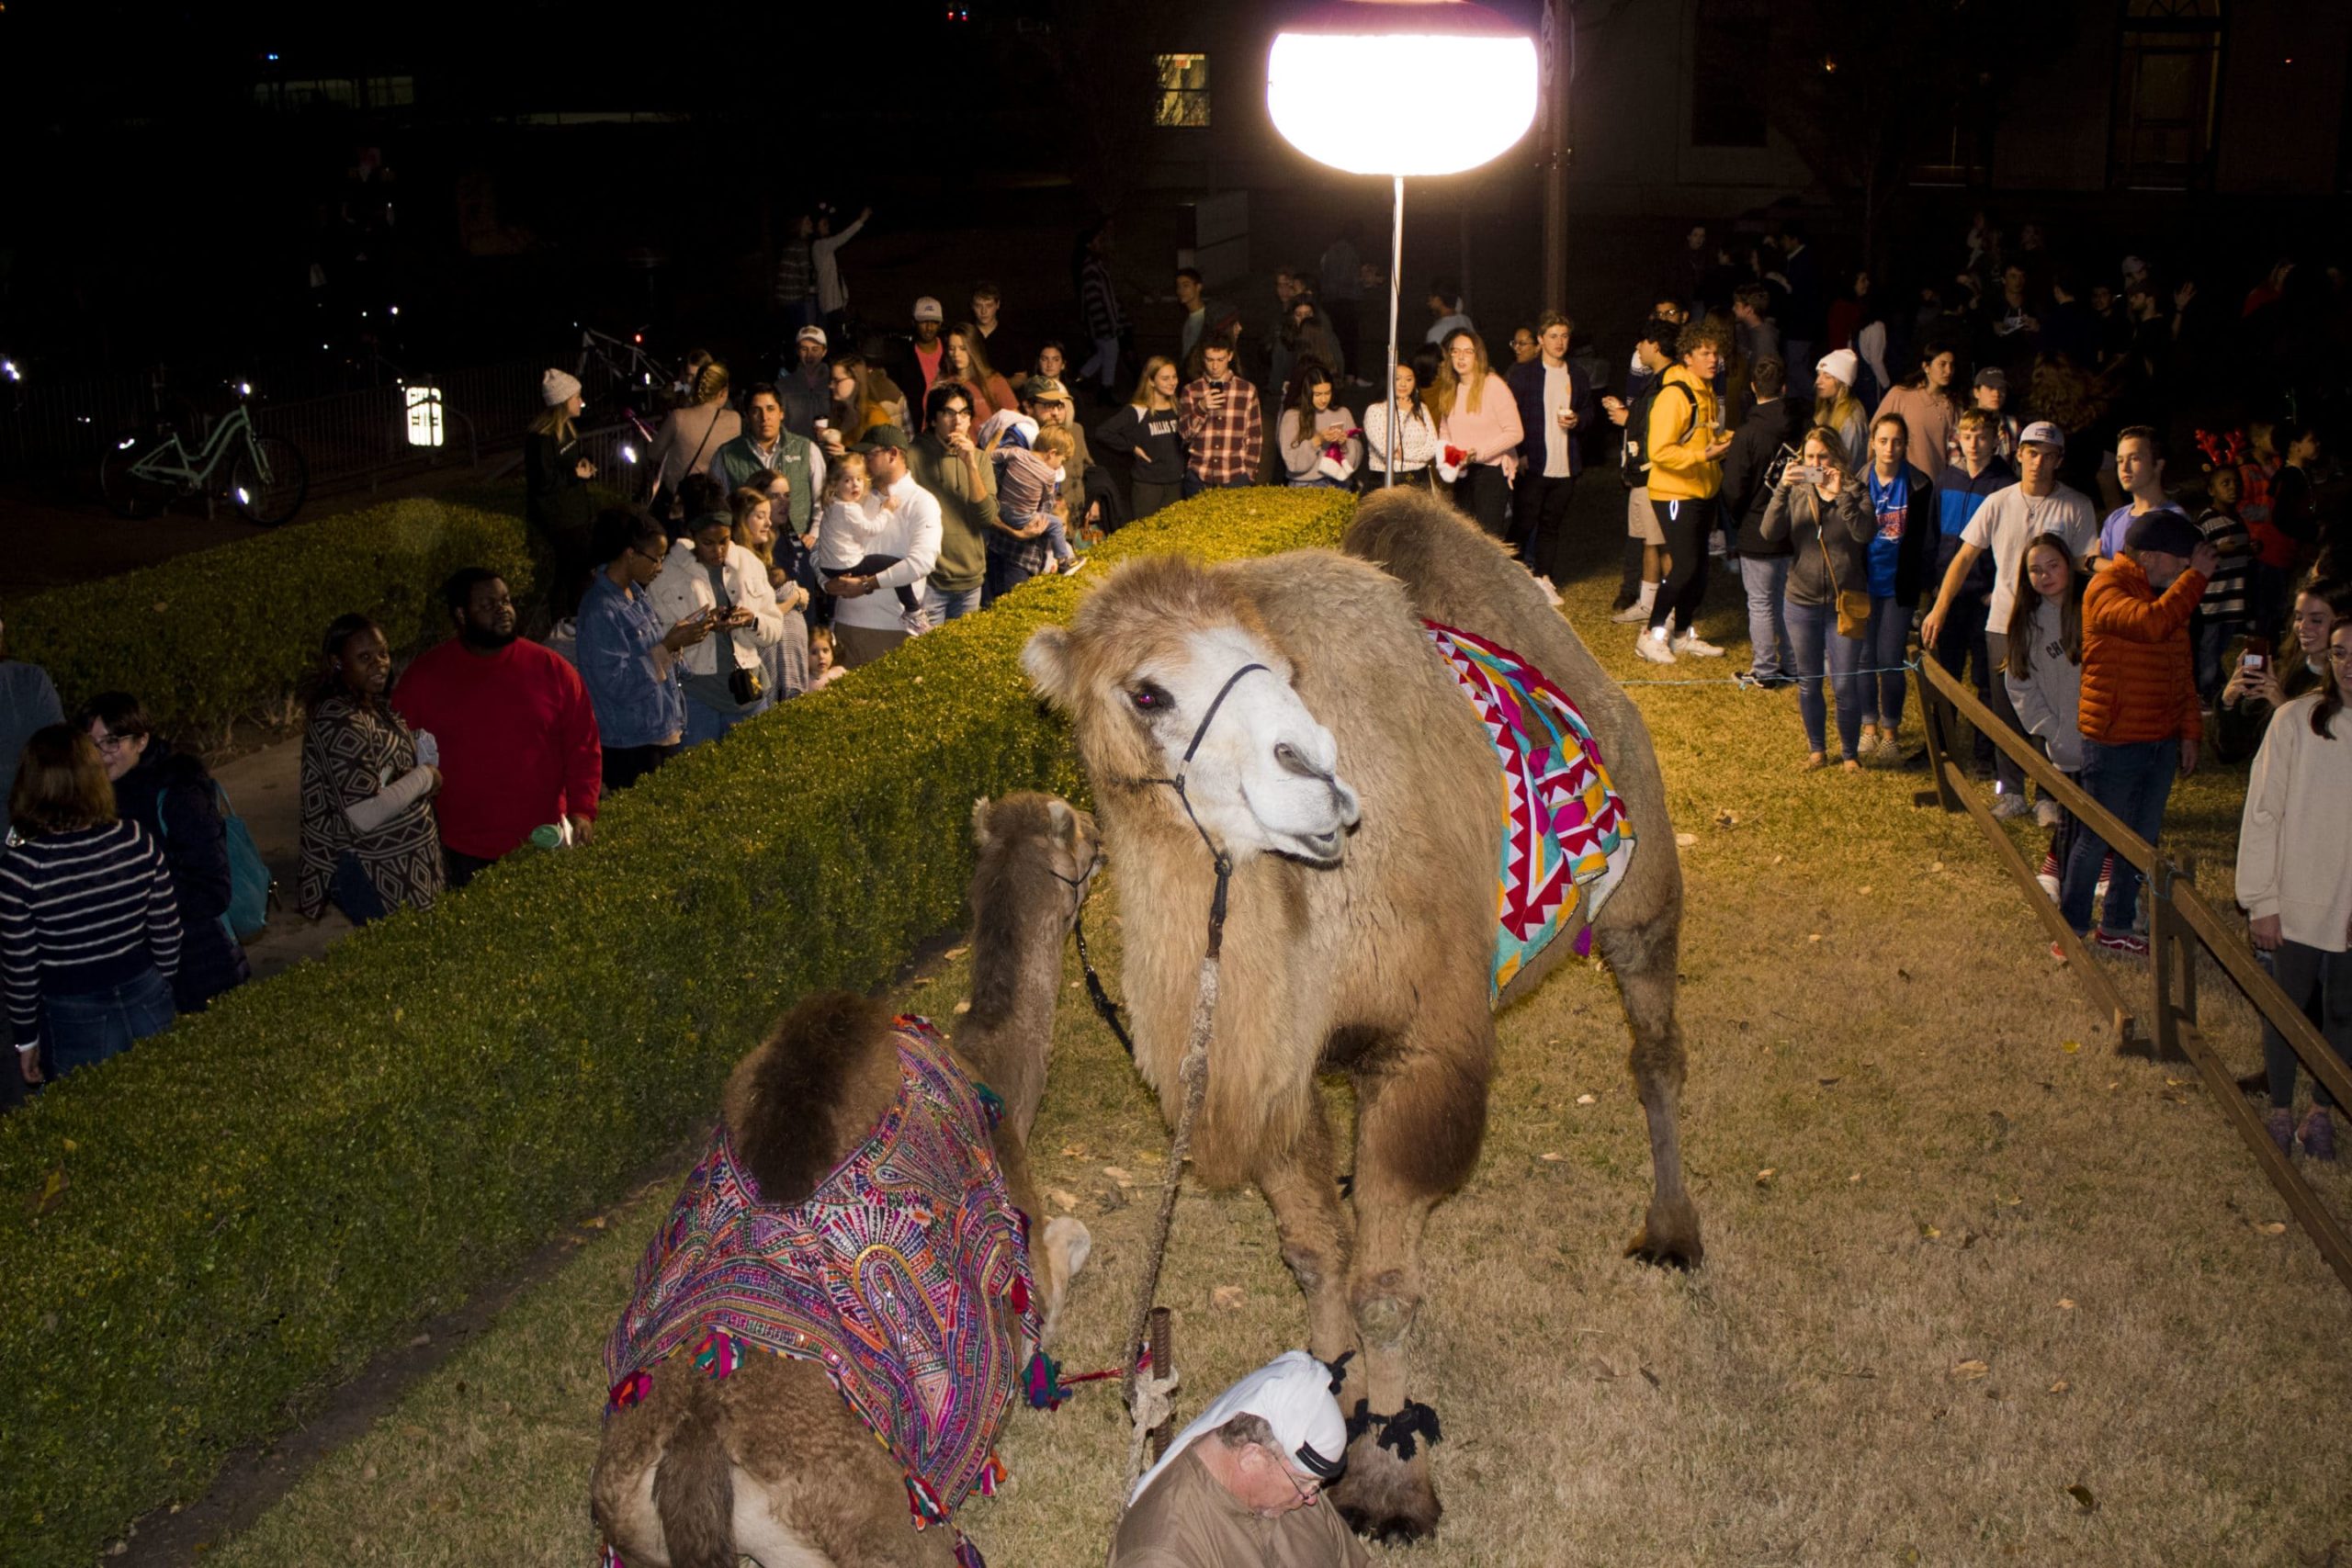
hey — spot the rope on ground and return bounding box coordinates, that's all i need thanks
[1110,942,1220,1532]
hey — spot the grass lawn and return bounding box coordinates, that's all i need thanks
[202,488,2352,1567]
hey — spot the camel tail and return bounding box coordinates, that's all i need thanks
[652,1379,735,1568]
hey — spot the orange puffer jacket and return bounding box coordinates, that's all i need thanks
[2078,555,2208,746]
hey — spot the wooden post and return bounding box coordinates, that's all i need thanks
[1147,1306,1177,1460]
[1538,0,1572,311]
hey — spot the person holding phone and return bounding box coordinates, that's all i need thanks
[1760,426,1874,769]
[578,509,710,790]
[2219,578,2351,761]
[2237,617,2352,1161]
[650,504,786,749]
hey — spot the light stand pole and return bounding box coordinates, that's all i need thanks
[1268,1,1538,493]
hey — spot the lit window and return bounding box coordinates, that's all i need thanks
[1155,53,1210,129]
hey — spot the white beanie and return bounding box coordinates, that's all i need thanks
[542,367,583,407]
[1815,348,1859,389]
[1130,1351,1351,1505]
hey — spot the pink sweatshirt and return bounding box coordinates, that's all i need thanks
[1436,373,1523,468]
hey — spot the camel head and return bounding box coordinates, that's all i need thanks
[1022,554,1360,868]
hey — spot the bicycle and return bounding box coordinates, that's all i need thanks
[99,394,309,527]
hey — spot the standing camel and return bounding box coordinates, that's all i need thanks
[1021,489,1698,1540]
[591,793,1099,1568]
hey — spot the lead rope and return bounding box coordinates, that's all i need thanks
[1105,663,1264,1540]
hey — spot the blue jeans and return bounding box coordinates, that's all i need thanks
[981,554,1037,608]
[927,584,981,622]
[2060,737,2178,935]
[684,691,770,749]
[1738,555,1792,680]
[1865,595,1914,730]
[46,968,175,1078]
[1785,596,1866,760]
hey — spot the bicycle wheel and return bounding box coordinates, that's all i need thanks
[229,435,308,527]
[98,432,172,518]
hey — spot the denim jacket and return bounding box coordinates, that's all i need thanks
[575,571,684,749]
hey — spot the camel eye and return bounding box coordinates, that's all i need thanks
[1127,682,1172,714]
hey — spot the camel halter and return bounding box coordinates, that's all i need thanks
[1103,659,1269,1537]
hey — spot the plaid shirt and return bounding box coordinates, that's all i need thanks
[1178,375,1262,486]
[990,448,1060,579]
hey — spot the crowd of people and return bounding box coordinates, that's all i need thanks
[3,206,2346,1168]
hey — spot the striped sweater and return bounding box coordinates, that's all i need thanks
[1,821,182,1051]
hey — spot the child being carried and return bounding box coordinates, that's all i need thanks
[816,452,932,635]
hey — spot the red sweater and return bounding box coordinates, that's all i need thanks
[392,637,601,860]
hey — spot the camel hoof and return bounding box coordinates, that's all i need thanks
[1624,1196,1704,1269]
[1330,1433,1442,1543]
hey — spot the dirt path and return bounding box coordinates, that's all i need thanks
[153,498,2352,1567]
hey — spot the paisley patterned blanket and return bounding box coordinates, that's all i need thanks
[604,1017,1035,1563]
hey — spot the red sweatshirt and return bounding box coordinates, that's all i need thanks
[392,637,602,860]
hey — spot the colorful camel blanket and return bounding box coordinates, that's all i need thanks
[1423,621,1636,998]
[603,1017,1036,1563]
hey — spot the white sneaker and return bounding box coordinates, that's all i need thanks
[1671,632,1726,658]
[1611,600,1653,625]
[1534,575,1564,606]
[899,606,933,635]
[2036,873,2061,900]
[1634,629,1678,664]
[1990,791,2030,820]
[2033,797,2063,829]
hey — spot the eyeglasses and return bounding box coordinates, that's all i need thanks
[2327,644,2352,666]
[91,731,131,751]
[1283,1469,1326,1506]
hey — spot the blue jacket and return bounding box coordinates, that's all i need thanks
[1935,457,2013,594]
[1506,358,1600,479]
[575,571,684,750]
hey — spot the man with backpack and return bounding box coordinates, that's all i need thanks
[1634,323,1735,664]
[1608,318,1683,626]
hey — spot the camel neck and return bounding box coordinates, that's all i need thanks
[954,866,1069,1141]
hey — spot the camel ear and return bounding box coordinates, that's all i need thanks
[971,795,995,850]
[1022,626,1078,710]
[1046,795,1077,845]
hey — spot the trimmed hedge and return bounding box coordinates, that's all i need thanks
[0,486,1354,1566]
[6,497,537,736]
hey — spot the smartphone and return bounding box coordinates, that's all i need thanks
[1788,464,1823,486]
[2242,635,2270,670]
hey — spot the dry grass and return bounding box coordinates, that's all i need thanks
[207,492,2352,1568]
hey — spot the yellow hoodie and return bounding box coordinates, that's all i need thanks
[1645,364,1721,502]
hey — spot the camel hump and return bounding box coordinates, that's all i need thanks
[1344,486,1634,729]
[725,991,900,1208]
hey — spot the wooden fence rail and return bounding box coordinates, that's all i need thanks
[1912,654,2352,1296]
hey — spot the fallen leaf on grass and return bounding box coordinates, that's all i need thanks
[2057,1298,2077,1310]
[1950,1359,1990,1381]
[1817,1077,1842,1088]
[1807,933,1824,943]
[1210,1285,1246,1312]
[1046,1188,1079,1213]
[1102,1166,1136,1186]
[1849,1172,1863,1184]
[944,946,968,960]
[1857,886,1873,897]
[1539,1152,1564,1162]
[2252,1221,2288,1235]
[1896,968,1912,982]
[2065,1483,2098,1513]
[2006,1194,2026,1206]
[2165,1077,2190,1088]
[1930,861,1945,873]
[2061,1039,2081,1053]
[1713,809,1738,829]
[31,1167,67,1215]
[1918,1223,1943,1238]
[2048,1379,2071,1393]
[953,999,973,1015]
[1638,1365,1661,1388]
[1584,1357,1624,1381]
[1674,832,1699,849]
[1755,1168,1777,1186]
[1575,1091,1598,1106]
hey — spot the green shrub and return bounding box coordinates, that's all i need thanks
[4,499,537,737]
[0,485,1353,1566]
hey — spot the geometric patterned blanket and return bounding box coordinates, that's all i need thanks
[1422,621,1637,999]
[602,1017,1036,1563]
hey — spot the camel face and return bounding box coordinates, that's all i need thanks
[1027,611,1360,869]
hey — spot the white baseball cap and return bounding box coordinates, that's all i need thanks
[1130,1351,1350,1505]
[912,297,944,323]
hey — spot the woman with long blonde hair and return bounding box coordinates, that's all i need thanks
[646,358,741,519]
[1428,328,1521,536]
[1093,355,1185,519]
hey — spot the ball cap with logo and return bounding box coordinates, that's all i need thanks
[912,297,945,323]
[2018,420,2067,452]
[1129,1350,1351,1505]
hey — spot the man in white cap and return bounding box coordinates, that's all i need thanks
[777,324,831,441]
[1920,419,2098,818]
[885,298,948,427]
[1112,1351,1365,1567]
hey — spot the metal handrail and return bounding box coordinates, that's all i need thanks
[1914,653,2352,1295]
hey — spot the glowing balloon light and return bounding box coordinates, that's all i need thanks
[1265,1,1540,488]
[1267,11,1537,177]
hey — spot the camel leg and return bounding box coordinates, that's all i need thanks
[1328,1012,1491,1543]
[1595,916,1703,1268]
[1254,1096,1357,1361]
